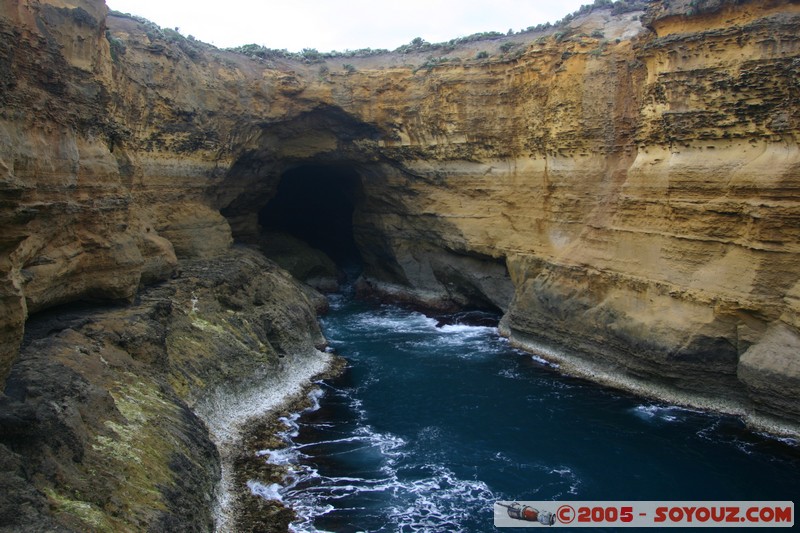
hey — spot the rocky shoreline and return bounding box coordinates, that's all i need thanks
[226,357,347,532]
[2,0,800,529]
[502,327,800,440]
[201,351,339,532]
[0,248,334,531]
[1,246,797,531]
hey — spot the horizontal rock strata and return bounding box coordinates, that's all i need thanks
[1,0,800,528]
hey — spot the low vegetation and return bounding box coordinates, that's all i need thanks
[223,44,391,64]
[105,30,126,61]
[112,0,648,64]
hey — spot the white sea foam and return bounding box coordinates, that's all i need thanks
[296,432,405,454]
[386,465,497,532]
[251,306,508,531]
[247,480,284,502]
[194,349,333,533]
[632,404,700,424]
[498,368,521,379]
[531,354,557,367]
[399,324,503,357]
[550,466,582,496]
[285,461,497,533]
[633,404,677,422]
[763,434,799,447]
[278,413,302,438]
[438,323,496,335]
[259,448,297,466]
[307,387,325,411]
[251,396,497,533]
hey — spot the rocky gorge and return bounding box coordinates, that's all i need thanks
[1,0,799,530]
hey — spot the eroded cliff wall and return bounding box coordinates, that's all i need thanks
[1,0,799,527]
[257,0,799,430]
[0,4,334,529]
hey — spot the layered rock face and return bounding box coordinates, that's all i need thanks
[1,0,798,422]
[273,0,798,431]
[1,0,799,529]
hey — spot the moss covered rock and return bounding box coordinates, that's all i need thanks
[0,247,331,531]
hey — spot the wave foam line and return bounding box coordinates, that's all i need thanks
[193,349,334,532]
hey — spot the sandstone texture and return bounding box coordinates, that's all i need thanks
[1,0,800,528]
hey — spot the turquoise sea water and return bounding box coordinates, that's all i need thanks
[253,292,799,532]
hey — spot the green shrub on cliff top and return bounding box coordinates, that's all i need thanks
[65,6,99,28]
[110,0,648,64]
[226,44,391,62]
[610,0,648,15]
[302,48,323,62]
[105,30,126,62]
[224,0,647,64]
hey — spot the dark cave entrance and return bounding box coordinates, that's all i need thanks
[259,164,363,268]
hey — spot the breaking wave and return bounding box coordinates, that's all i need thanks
[246,297,800,532]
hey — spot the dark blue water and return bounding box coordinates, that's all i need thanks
[251,294,800,532]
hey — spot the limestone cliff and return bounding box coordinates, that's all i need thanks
[1,0,800,529]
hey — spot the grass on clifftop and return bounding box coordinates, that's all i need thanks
[111,0,646,64]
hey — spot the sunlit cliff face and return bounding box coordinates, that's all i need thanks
[1,0,799,431]
[1,1,800,530]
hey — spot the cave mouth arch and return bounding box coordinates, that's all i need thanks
[259,163,364,268]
